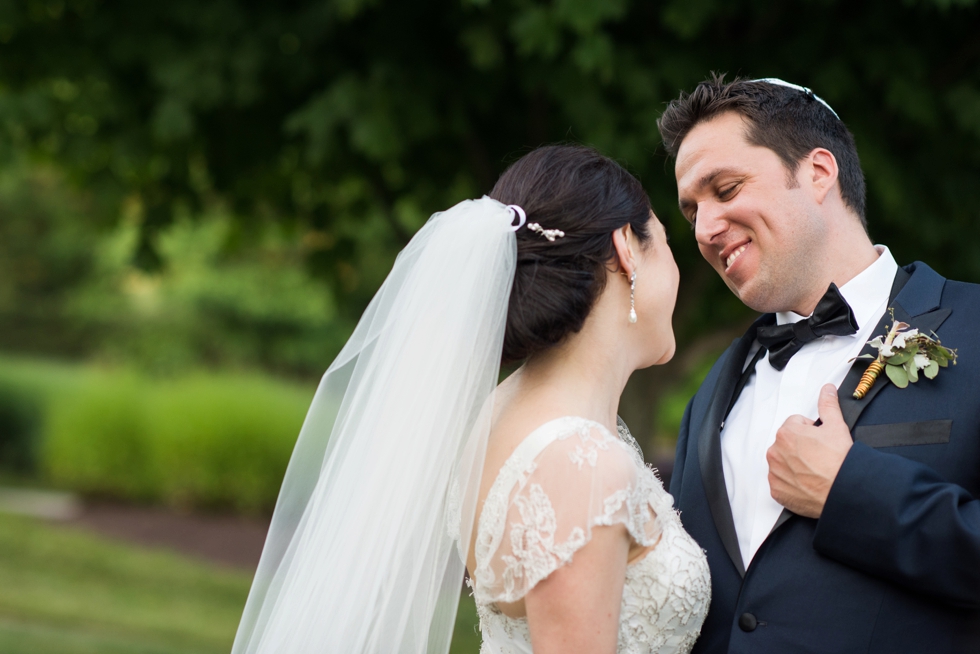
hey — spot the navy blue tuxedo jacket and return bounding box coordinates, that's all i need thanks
[671,262,980,653]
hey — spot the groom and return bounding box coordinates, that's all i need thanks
[659,76,980,653]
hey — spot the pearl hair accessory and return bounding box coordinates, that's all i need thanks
[506,203,565,241]
[527,223,565,242]
[629,272,637,323]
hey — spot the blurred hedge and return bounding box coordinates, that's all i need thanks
[0,357,82,480]
[0,357,314,513]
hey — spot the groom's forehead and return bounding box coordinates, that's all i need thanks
[675,114,764,181]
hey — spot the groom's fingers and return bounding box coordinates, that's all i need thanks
[783,414,814,427]
[767,386,854,518]
[817,383,845,427]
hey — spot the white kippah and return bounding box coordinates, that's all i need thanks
[750,77,840,120]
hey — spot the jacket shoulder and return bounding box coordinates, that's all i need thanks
[942,278,980,301]
[937,275,980,322]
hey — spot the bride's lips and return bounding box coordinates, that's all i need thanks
[721,240,751,275]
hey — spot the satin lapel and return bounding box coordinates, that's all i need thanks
[837,267,912,430]
[698,314,773,578]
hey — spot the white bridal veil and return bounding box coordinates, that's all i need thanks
[232,198,518,654]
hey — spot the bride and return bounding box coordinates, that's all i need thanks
[231,145,710,654]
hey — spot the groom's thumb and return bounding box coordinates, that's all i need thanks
[817,383,844,426]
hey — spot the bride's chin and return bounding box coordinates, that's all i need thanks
[635,336,675,369]
[654,340,676,366]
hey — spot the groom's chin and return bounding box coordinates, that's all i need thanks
[725,278,772,314]
[721,275,751,304]
[738,286,788,314]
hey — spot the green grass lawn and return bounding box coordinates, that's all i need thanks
[0,512,481,654]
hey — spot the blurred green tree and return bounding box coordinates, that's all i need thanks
[0,164,109,354]
[72,208,345,374]
[0,165,344,376]
[0,0,979,441]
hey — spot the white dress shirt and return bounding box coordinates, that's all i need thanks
[721,246,899,570]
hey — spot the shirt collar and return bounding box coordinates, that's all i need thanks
[777,245,898,327]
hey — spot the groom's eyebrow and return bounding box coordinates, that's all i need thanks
[695,167,740,192]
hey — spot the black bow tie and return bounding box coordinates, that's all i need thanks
[756,283,859,371]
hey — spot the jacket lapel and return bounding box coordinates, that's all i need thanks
[835,267,911,430]
[698,314,774,578]
[837,263,950,430]
[769,263,950,534]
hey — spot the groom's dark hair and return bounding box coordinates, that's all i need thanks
[658,73,867,227]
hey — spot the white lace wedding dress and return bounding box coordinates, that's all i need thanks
[470,416,710,654]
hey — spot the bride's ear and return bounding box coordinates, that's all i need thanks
[611,224,637,277]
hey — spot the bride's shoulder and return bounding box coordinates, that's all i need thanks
[472,415,667,605]
[489,415,641,485]
[486,376,636,468]
[535,416,633,456]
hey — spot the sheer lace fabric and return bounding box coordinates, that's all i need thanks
[472,417,710,654]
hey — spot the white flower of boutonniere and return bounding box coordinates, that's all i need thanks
[852,309,957,399]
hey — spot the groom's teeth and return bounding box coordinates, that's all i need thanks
[726,245,747,268]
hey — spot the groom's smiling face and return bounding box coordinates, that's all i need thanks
[674,111,826,313]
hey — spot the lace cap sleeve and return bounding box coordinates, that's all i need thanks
[473,417,670,605]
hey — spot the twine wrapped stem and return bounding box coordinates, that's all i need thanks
[853,358,885,399]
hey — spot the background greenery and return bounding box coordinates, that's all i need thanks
[0,512,481,654]
[3,0,980,452]
[0,356,312,511]
[1,1,980,649]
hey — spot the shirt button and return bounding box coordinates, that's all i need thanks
[738,612,758,632]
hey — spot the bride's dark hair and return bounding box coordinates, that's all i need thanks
[489,144,653,363]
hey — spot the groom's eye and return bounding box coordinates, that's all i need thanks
[718,184,738,200]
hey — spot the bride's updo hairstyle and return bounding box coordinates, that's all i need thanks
[490,145,652,363]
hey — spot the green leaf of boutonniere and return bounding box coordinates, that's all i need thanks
[886,363,909,388]
[887,350,914,365]
[904,358,919,383]
[852,309,957,398]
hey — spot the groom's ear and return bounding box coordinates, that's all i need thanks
[611,225,636,277]
[807,147,841,205]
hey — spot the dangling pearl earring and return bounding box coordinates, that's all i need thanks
[628,272,637,324]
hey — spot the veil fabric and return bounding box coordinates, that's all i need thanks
[232,198,518,654]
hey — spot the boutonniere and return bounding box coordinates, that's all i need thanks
[852,309,957,399]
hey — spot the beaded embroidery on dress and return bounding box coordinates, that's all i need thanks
[471,417,710,654]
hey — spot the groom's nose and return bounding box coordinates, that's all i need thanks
[693,202,728,245]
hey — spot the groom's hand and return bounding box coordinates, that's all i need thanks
[767,384,853,518]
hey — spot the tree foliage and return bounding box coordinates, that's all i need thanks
[1,0,979,435]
